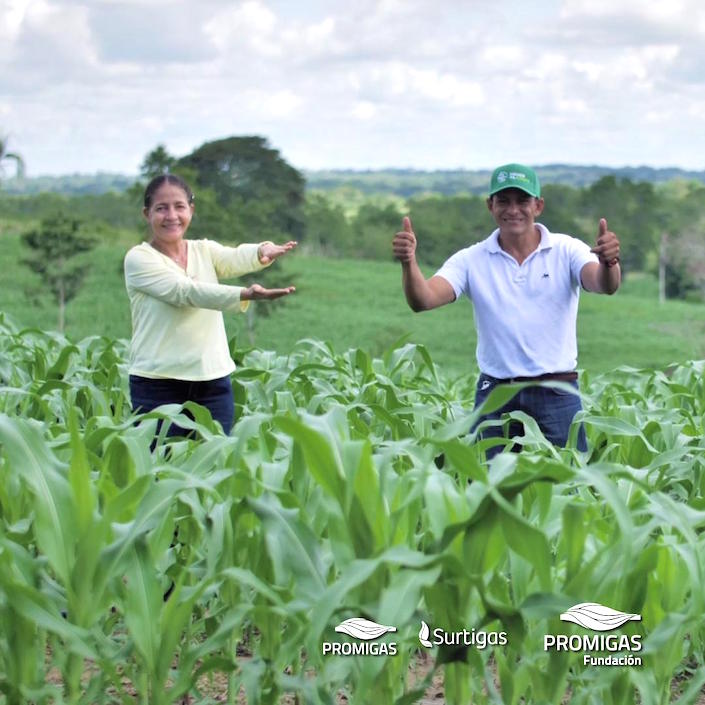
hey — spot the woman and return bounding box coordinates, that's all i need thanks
[124,173,296,436]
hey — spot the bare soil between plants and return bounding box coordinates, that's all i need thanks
[46,650,705,704]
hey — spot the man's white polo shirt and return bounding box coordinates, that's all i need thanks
[435,223,598,379]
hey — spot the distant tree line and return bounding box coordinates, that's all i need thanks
[305,176,705,300]
[2,134,705,302]
[305,165,705,197]
[7,163,705,198]
[2,172,132,195]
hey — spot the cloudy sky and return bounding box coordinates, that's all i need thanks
[1,0,704,176]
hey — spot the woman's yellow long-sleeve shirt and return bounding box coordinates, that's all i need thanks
[124,239,269,380]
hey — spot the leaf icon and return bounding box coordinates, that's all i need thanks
[560,603,641,631]
[334,618,397,640]
[419,620,432,648]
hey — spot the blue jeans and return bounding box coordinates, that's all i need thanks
[473,373,588,459]
[129,374,234,437]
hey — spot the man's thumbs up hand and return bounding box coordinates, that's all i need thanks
[591,218,620,267]
[393,216,417,264]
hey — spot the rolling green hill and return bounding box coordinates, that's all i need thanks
[1,223,702,377]
[304,164,705,196]
[5,164,705,197]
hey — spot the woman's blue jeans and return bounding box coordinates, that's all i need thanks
[129,374,234,437]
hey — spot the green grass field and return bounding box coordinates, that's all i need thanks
[1,222,704,376]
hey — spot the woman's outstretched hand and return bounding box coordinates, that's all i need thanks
[258,240,297,265]
[241,283,296,301]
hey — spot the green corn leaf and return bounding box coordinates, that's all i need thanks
[124,539,162,676]
[274,414,346,504]
[492,490,552,591]
[0,414,76,584]
[248,493,327,600]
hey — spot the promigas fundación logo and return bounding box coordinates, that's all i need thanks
[544,602,643,667]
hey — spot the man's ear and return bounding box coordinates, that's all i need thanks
[534,197,545,215]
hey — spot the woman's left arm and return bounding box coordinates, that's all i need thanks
[257,240,297,265]
[208,240,297,278]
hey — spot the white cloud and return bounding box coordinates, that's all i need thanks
[205,1,278,56]
[411,69,484,107]
[555,97,588,115]
[0,0,31,38]
[9,0,96,69]
[562,0,701,25]
[559,0,705,42]
[571,61,604,83]
[295,16,335,46]
[352,101,377,120]
[365,62,484,107]
[87,2,216,64]
[1,0,705,174]
[480,45,526,70]
[258,89,303,118]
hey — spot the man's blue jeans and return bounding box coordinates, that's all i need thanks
[473,373,588,459]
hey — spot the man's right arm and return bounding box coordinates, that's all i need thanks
[393,217,456,311]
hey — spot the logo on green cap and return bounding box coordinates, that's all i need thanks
[489,163,540,198]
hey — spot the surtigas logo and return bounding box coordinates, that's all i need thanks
[322,618,398,656]
[418,620,507,649]
[544,603,643,667]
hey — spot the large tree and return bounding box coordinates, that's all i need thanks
[177,136,305,243]
[139,144,176,179]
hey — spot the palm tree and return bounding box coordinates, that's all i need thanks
[0,135,25,179]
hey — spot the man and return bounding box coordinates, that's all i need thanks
[392,163,620,458]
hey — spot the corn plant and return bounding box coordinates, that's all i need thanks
[0,312,704,704]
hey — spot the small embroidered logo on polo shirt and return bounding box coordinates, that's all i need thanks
[542,273,549,278]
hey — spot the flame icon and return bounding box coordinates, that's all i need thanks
[334,618,397,640]
[560,603,641,631]
[419,620,432,648]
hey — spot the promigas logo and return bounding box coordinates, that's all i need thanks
[418,621,507,649]
[544,603,643,667]
[322,618,398,656]
[560,602,641,631]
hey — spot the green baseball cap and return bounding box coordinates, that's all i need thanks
[489,163,541,198]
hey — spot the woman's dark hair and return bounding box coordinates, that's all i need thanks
[143,174,195,209]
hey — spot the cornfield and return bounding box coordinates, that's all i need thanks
[0,311,704,705]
